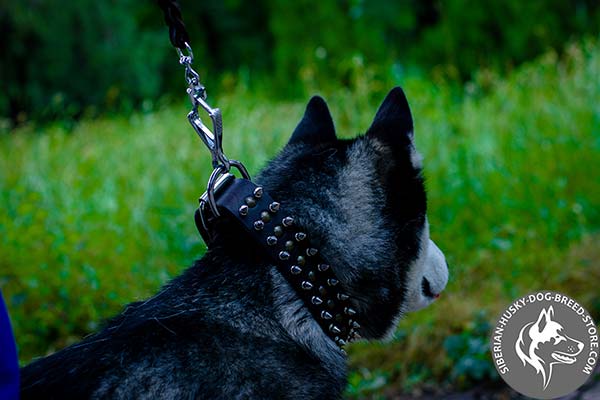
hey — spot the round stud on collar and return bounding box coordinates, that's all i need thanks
[279,251,290,260]
[266,236,278,246]
[285,240,294,251]
[336,338,347,346]
[282,216,294,227]
[329,324,341,334]
[273,226,283,237]
[337,293,349,301]
[297,256,306,266]
[253,187,263,198]
[290,265,302,275]
[306,248,318,257]
[301,281,313,290]
[294,232,306,241]
[321,311,333,320]
[245,197,257,208]
[239,205,249,216]
[327,278,339,287]
[327,300,335,309]
[317,263,329,272]
[344,307,357,316]
[260,211,271,222]
[307,271,316,281]
[254,220,265,230]
[269,202,280,213]
[311,296,323,305]
[319,286,327,295]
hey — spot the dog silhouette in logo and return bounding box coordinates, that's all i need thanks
[515,306,584,389]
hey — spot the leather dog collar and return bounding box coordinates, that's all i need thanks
[195,175,360,349]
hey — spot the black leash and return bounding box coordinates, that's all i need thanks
[157,0,190,50]
[158,1,360,350]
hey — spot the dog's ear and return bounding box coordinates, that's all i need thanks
[366,87,414,147]
[535,307,551,333]
[288,96,336,145]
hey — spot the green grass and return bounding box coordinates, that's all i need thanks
[1,39,599,396]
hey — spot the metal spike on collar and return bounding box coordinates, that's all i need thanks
[279,251,290,260]
[282,216,294,227]
[350,329,362,339]
[329,324,341,334]
[253,187,263,198]
[336,338,347,347]
[327,278,339,287]
[344,307,357,316]
[311,296,323,305]
[290,265,302,275]
[295,232,306,241]
[266,236,277,246]
[337,293,349,301]
[321,311,333,320]
[351,321,361,329]
[239,205,249,216]
[306,248,318,257]
[301,281,313,290]
[254,220,264,230]
[268,201,280,212]
[317,263,329,272]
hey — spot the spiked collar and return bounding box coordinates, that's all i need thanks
[195,175,360,350]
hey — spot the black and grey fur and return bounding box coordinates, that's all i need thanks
[20,87,448,399]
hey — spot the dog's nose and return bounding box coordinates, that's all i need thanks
[422,277,441,299]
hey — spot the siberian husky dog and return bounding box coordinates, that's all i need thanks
[21,87,448,399]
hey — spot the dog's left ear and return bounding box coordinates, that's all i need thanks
[366,87,414,147]
[288,96,336,145]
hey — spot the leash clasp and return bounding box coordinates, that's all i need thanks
[177,42,229,170]
[176,42,251,217]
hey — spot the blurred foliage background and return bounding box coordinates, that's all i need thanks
[1,1,599,398]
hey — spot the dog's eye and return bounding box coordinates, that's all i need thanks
[554,336,564,344]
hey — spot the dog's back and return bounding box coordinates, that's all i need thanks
[21,253,346,399]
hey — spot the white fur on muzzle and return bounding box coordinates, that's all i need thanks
[404,221,449,312]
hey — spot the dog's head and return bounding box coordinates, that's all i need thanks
[516,306,584,388]
[517,306,584,365]
[257,87,448,339]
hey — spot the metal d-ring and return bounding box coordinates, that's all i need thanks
[204,161,251,217]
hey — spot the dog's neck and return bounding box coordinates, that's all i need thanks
[269,268,347,365]
[197,178,360,350]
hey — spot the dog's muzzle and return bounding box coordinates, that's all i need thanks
[405,239,448,312]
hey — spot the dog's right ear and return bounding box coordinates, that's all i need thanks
[288,96,336,145]
[366,87,414,148]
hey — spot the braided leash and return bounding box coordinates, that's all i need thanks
[157,0,190,49]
